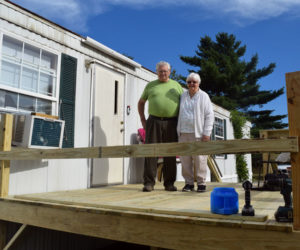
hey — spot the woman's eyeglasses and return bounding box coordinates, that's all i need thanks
[187,81,198,84]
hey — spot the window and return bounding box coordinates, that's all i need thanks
[0,34,58,114]
[212,117,226,158]
[214,117,225,140]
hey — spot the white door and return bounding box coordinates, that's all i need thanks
[92,65,125,186]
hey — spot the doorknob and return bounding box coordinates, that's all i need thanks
[120,128,124,132]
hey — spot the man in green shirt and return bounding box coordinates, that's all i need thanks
[138,61,183,192]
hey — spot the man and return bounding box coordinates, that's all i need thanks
[138,61,183,192]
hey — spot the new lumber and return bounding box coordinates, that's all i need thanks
[0,114,12,249]
[0,138,297,160]
[0,114,13,197]
[207,156,222,182]
[286,70,300,230]
[0,196,299,250]
[3,224,27,250]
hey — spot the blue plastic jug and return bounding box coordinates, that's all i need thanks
[211,187,239,215]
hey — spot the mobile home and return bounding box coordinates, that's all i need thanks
[0,0,251,196]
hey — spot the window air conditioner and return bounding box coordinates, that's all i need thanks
[13,115,65,148]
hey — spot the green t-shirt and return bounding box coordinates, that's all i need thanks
[141,79,183,118]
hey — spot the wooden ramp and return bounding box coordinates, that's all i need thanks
[0,182,299,250]
[207,155,222,182]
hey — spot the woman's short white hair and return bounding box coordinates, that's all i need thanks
[156,61,171,71]
[186,72,201,84]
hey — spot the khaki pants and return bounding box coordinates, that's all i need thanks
[179,133,207,185]
[143,116,178,187]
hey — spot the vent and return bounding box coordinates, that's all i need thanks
[13,115,65,148]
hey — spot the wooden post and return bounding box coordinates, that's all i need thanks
[259,129,290,176]
[286,71,300,230]
[259,130,269,176]
[0,114,13,197]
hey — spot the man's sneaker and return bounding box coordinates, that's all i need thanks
[197,185,206,192]
[142,185,153,192]
[165,185,177,191]
[182,184,194,192]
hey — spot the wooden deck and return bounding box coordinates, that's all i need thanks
[0,182,299,249]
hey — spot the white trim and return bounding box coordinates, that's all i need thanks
[89,63,126,186]
[221,174,238,181]
[87,63,95,189]
[0,31,61,115]
[0,28,60,56]
[82,37,141,69]
[89,63,96,188]
[0,84,57,102]
[122,73,128,185]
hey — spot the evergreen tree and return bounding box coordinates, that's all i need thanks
[247,110,287,137]
[180,32,287,137]
[170,69,187,89]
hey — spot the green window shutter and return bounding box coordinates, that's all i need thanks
[211,123,216,140]
[223,119,227,140]
[211,122,216,159]
[59,53,77,148]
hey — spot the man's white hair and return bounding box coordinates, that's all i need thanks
[156,61,171,71]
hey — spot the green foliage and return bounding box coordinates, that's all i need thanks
[247,110,287,138]
[230,110,246,139]
[179,32,287,137]
[170,69,187,89]
[236,154,249,181]
[230,110,249,181]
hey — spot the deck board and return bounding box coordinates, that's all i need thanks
[13,182,285,224]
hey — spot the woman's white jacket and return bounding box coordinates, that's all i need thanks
[177,90,214,138]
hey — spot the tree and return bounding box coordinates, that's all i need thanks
[170,69,187,89]
[247,110,287,138]
[180,32,287,137]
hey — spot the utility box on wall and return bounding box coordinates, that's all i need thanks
[13,115,65,149]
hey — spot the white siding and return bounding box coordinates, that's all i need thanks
[213,104,237,182]
[123,71,154,184]
[243,121,253,181]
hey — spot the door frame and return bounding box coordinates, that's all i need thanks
[88,61,127,187]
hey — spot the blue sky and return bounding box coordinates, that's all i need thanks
[10,0,300,124]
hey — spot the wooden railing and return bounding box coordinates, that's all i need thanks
[0,71,299,231]
[0,114,299,229]
[0,137,297,160]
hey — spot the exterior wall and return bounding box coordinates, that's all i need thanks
[243,121,252,181]
[0,0,154,194]
[123,72,153,184]
[213,104,237,182]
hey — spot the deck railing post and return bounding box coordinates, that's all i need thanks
[286,71,300,230]
[0,114,13,197]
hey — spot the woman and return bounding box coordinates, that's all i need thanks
[177,72,214,192]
